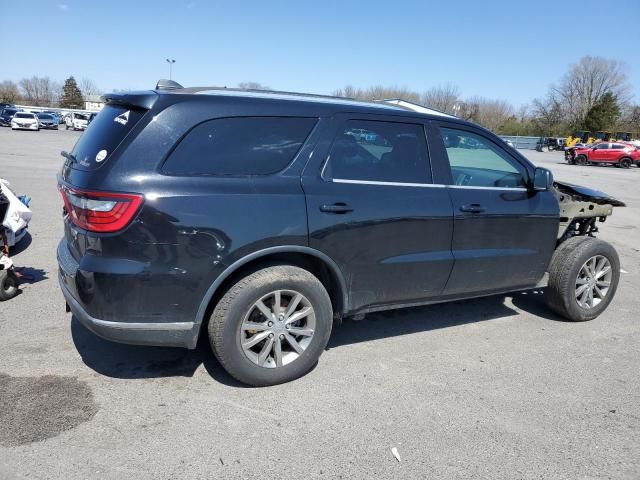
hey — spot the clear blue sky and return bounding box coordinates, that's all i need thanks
[1,0,638,106]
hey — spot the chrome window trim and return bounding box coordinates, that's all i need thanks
[448,185,528,192]
[331,178,444,188]
[331,178,528,191]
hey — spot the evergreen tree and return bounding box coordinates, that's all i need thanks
[59,76,84,109]
[584,92,620,132]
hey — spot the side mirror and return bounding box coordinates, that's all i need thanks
[533,167,553,191]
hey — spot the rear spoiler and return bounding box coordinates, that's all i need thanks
[101,91,158,110]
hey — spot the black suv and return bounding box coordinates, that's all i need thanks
[57,81,623,386]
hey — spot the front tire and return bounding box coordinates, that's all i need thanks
[575,155,587,166]
[208,265,333,386]
[545,237,620,321]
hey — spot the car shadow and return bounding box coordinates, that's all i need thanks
[70,318,247,387]
[328,288,566,349]
[71,289,565,384]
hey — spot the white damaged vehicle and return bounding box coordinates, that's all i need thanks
[65,112,89,131]
[11,112,39,131]
[0,179,31,249]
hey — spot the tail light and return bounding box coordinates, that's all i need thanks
[59,185,143,233]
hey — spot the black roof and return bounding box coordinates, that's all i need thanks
[106,81,462,123]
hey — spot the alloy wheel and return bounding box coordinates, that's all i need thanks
[240,290,316,368]
[575,255,612,309]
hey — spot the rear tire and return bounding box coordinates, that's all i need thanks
[208,265,333,386]
[619,157,632,169]
[545,237,620,321]
[0,270,19,301]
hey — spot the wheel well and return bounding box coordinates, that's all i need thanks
[199,251,347,335]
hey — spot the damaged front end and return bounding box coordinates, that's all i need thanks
[553,181,625,243]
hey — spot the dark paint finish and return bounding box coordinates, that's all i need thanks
[57,89,567,348]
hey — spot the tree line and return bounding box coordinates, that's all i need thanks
[2,57,638,136]
[0,76,100,109]
[332,56,638,137]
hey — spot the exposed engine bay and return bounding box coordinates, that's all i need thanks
[553,181,625,243]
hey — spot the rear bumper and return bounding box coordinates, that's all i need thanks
[59,273,198,348]
[57,239,199,349]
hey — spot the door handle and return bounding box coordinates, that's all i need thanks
[320,203,353,214]
[460,204,485,214]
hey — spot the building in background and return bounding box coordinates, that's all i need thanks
[84,95,105,112]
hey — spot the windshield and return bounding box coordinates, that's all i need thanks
[75,114,89,120]
[2,109,17,116]
[15,113,35,119]
[38,114,53,119]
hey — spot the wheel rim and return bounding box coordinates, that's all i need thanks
[240,290,316,369]
[575,255,612,309]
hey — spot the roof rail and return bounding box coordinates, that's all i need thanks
[380,99,455,118]
[155,79,184,90]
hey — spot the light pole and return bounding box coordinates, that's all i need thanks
[165,58,176,80]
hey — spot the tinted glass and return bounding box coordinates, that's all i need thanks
[14,113,34,119]
[594,143,609,149]
[611,144,624,149]
[163,117,317,176]
[70,105,146,170]
[440,127,527,188]
[323,120,431,183]
[38,114,53,119]
[2,109,17,116]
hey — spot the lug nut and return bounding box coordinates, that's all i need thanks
[267,321,273,327]
[269,333,274,338]
[279,334,285,340]
[285,324,290,329]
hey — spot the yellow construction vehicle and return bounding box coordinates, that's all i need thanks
[614,132,632,142]
[565,131,595,148]
[594,131,612,142]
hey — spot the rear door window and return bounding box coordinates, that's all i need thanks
[70,105,146,170]
[162,117,317,176]
[322,119,431,183]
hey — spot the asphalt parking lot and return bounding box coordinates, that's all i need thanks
[0,127,638,480]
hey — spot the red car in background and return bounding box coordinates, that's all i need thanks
[570,142,640,168]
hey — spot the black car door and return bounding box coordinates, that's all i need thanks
[430,122,559,296]
[302,114,454,312]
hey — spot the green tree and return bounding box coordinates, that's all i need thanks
[583,91,620,132]
[59,76,84,109]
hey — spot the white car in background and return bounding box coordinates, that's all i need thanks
[65,112,89,131]
[11,112,39,131]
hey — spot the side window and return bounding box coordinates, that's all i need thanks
[440,127,527,189]
[323,120,431,183]
[162,117,317,176]
[611,144,624,150]
[594,143,609,150]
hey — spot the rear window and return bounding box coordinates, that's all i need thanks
[162,117,317,176]
[70,105,146,170]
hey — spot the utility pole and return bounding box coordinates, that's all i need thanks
[166,59,176,80]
